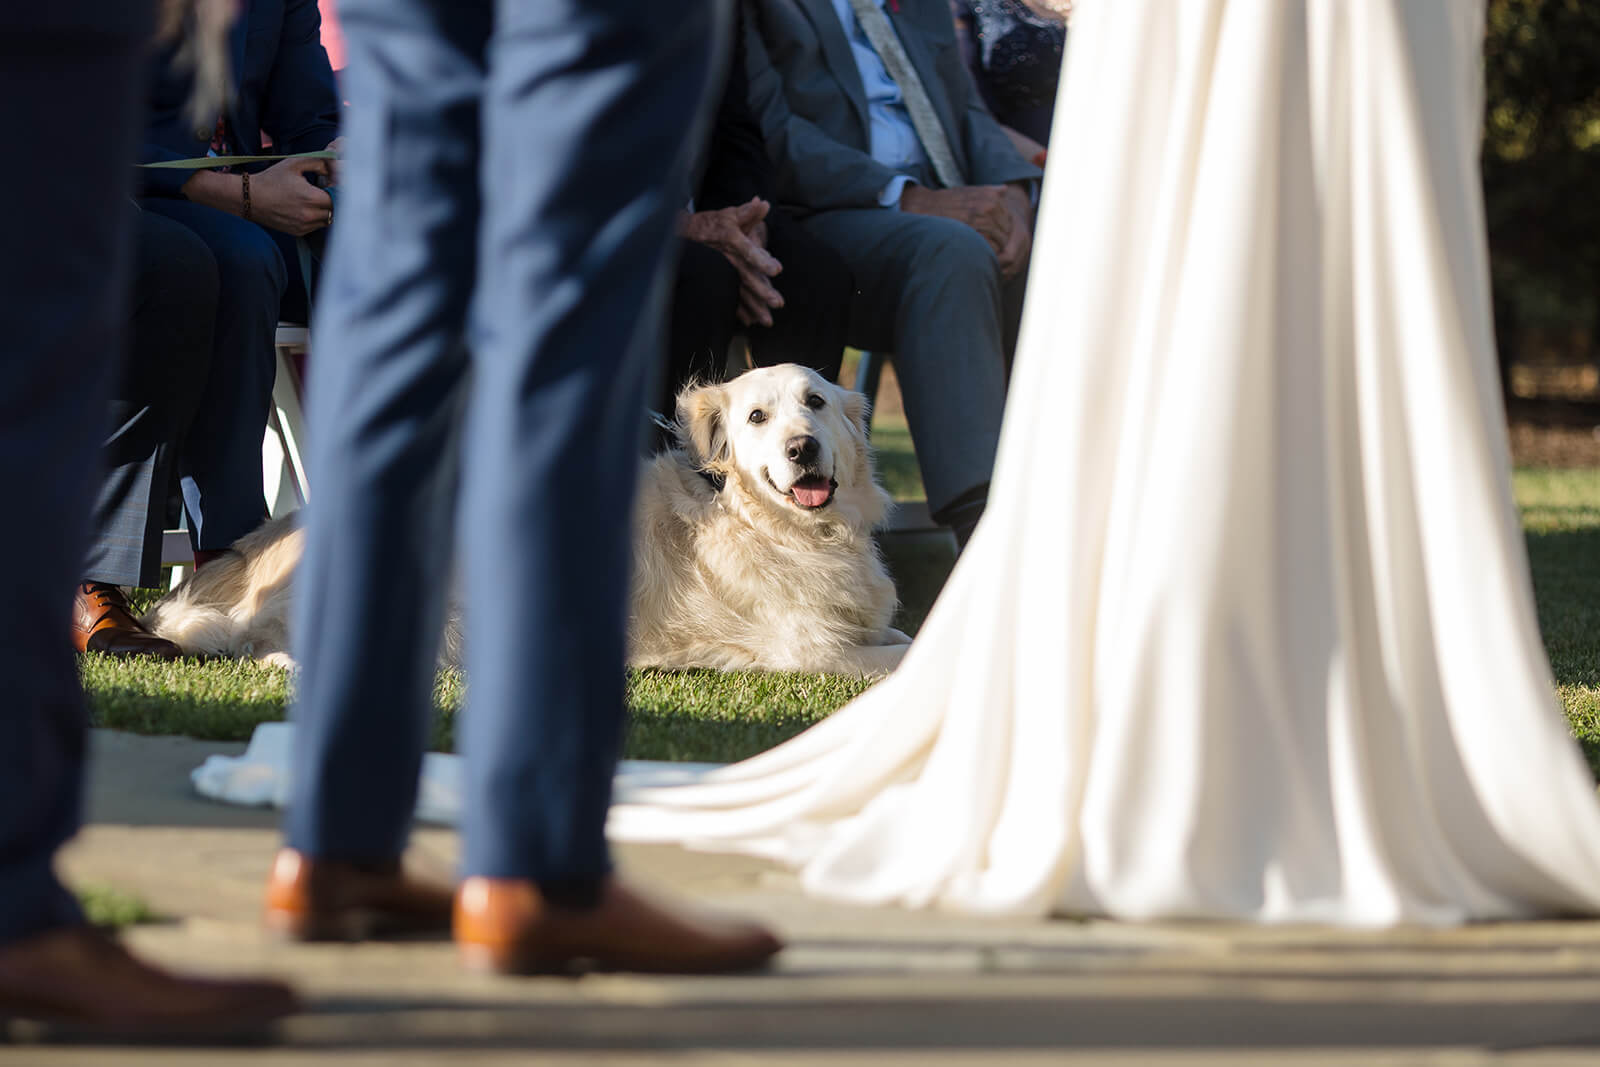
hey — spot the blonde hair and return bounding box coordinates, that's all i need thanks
[158,0,236,126]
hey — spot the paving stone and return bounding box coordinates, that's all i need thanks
[21,730,1600,1064]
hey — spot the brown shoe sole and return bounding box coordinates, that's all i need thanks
[455,939,782,977]
[264,905,451,944]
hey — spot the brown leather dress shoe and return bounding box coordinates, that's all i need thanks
[454,875,783,975]
[0,924,297,1042]
[72,581,181,659]
[263,848,455,942]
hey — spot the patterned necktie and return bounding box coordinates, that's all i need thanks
[845,0,965,188]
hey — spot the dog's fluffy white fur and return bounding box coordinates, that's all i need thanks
[143,364,910,677]
[141,515,304,671]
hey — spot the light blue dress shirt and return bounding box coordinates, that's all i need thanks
[828,0,930,207]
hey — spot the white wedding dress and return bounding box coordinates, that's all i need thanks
[608,0,1600,924]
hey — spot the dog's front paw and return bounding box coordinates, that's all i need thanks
[259,651,299,672]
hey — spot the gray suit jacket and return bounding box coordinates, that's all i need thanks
[743,0,1043,216]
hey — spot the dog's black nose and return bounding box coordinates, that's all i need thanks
[786,435,820,464]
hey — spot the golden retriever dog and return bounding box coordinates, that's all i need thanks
[143,364,911,677]
[629,363,910,674]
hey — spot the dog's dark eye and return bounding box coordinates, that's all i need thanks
[748,409,766,425]
[806,394,826,410]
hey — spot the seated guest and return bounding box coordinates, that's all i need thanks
[950,0,1067,166]
[743,0,1043,546]
[137,0,340,569]
[73,209,217,658]
[662,9,853,428]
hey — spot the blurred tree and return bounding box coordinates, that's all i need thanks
[1482,0,1600,399]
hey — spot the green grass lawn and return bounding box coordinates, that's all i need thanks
[82,654,871,765]
[82,459,1600,772]
[1513,468,1600,774]
[867,416,922,501]
[77,884,156,928]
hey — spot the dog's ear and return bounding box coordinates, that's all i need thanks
[839,384,871,442]
[676,381,730,469]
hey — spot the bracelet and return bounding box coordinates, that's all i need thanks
[241,172,252,220]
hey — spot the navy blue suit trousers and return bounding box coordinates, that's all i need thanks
[0,14,152,945]
[286,0,725,883]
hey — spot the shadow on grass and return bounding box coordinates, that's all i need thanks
[880,529,957,637]
[82,658,871,767]
[86,675,289,744]
[625,704,823,764]
[1525,525,1600,777]
[624,668,868,763]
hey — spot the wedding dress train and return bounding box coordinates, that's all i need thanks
[608,0,1600,924]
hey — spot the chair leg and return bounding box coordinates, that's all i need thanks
[852,350,886,439]
[269,336,311,512]
[163,512,190,589]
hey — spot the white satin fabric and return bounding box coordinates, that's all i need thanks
[608,0,1600,924]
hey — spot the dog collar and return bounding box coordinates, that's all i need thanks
[695,467,725,492]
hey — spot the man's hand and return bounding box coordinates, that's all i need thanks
[681,197,785,327]
[249,156,334,235]
[899,184,1013,254]
[994,183,1034,280]
[901,183,1033,280]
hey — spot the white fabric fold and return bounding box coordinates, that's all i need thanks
[606,0,1600,925]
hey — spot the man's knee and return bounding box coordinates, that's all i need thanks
[210,219,289,311]
[888,219,1006,359]
[127,215,220,417]
[132,214,220,350]
[908,218,1003,296]
[137,222,219,313]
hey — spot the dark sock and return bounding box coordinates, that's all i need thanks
[931,484,988,552]
[192,549,228,571]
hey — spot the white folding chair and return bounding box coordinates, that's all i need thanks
[263,323,311,517]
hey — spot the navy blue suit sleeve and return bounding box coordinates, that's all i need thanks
[135,35,209,198]
[261,0,341,154]
[137,142,196,198]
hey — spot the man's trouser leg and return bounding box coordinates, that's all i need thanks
[0,19,150,945]
[457,0,722,887]
[286,0,491,863]
[139,198,284,552]
[747,210,851,382]
[287,0,722,886]
[800,208,1008,515]
[85,208,217,588]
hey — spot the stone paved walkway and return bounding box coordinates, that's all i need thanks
[14,730,1600,1064]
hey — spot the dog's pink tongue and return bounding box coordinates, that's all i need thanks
[791,479,831,508]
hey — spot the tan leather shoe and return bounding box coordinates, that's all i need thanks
[72,582,181,659]
[454,875,783,975]
[263,848,455,942]
[0,924,297,1042]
